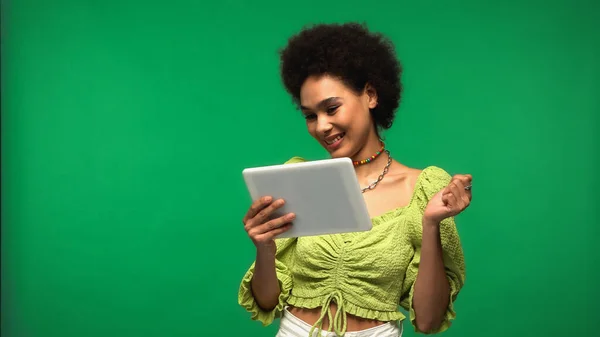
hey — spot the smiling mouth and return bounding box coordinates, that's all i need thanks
[325,133,345,145]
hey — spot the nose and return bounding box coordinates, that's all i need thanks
[315,114,333,135]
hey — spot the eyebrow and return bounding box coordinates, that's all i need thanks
[300,97,341,111]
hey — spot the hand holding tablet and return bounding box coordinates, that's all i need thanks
[241,195,296,251]
[242,158,373,239]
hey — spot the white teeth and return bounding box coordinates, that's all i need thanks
[326,135,343,145]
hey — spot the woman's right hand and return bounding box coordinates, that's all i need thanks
[242,196,295,253]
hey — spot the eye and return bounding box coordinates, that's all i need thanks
[304,113,317,120]
[327,106,339,114]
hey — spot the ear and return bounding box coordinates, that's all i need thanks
[364,83,378,109]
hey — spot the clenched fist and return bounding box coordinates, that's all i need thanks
[424,174,472,224]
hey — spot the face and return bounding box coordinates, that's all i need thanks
[299,75,378,158]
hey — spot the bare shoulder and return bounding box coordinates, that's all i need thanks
[387,160,423,189]
[389,160,422,179]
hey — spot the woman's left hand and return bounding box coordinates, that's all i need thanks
[423,174,473,224]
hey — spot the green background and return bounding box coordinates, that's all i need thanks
[2,0,599,336]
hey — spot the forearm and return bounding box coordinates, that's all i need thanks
[412,217,450,332]
[250,247,281,310]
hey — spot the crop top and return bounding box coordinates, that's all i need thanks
[238,157,466,336]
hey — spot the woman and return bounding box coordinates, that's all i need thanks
[238,22,471,337]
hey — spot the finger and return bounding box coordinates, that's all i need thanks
[458,174,472,191]
[256,222,294,242]
[253,212,296,235]
[441,185,452,197]
[249,198,282,226]
[451,182,470,209]
[453,182,472,210]
[454,175,472,198]
[456,173,472,181]
[448,181,462,198]
[442,187,455,204]
[461,179,472,203]
[452,177,466,191]
[252,199,286,227]
[244,196,273,223]
[442,192,450,204]
[441,187,451,204]
[462,193,471,207]
[443,191,458,208]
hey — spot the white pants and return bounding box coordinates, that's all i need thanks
[276,307,402,337]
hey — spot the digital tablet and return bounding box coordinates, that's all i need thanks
[242,157,373,238]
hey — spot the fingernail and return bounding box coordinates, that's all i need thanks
[286,213,295,220]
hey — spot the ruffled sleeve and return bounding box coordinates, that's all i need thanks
[237,156,305,325]
[399,166,466,334]
[237,237,297,325]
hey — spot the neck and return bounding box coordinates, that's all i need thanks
[352,136,389,179]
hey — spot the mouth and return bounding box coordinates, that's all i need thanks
[324,133,345,150]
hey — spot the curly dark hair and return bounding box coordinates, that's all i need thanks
[279,22,402,131]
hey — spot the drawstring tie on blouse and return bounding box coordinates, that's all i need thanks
[308,290,347,336]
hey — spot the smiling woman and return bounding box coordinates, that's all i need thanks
[299,77,378,157]
[238,22,472,337]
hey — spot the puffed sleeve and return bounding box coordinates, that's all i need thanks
[399,166,466,334]
[237,237,297,325]
[237,156,305,325]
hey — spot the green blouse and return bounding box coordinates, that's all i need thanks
[238,157,466,336]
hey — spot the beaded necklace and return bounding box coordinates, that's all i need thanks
[352,141,392,193]
[353,142,385,166]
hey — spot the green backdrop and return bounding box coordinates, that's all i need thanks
[2,0,599,336]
